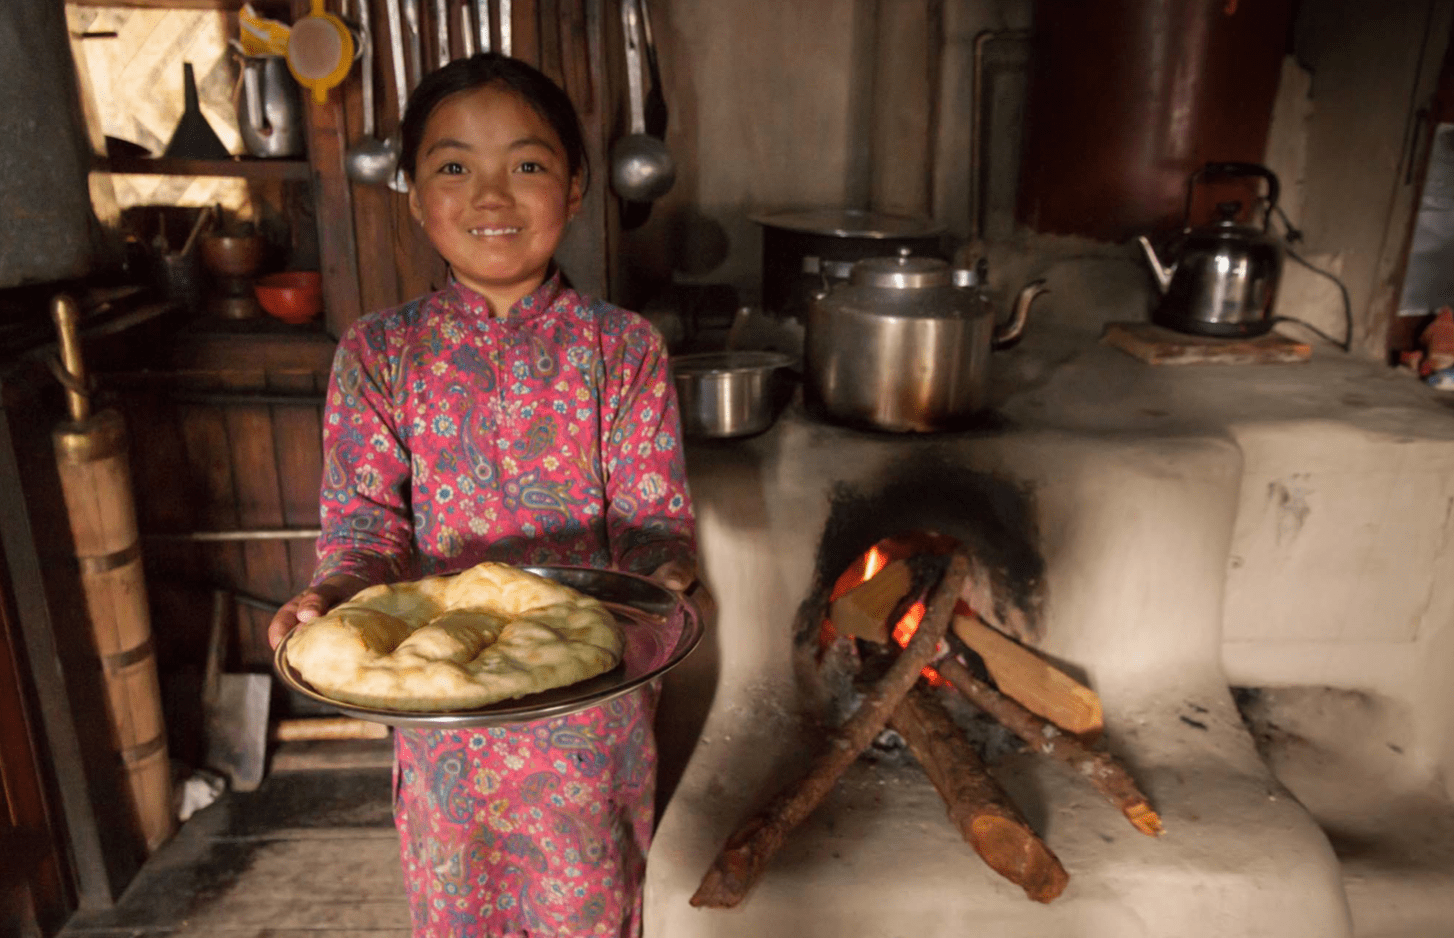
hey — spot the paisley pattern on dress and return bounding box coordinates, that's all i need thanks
[315,274,694,937]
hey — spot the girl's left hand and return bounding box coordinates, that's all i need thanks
[650,558,716,622]
[649,558,695,592]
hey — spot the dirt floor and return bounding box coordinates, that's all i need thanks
[60,741,408,938]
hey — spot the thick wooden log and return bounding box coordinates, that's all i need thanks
[889,683,1069,902]
[690,553,971,909]
[933,655,1163,837]
[952,614,1103,737]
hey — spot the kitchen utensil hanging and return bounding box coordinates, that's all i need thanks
[610,0,675,205]
[386,0,412,191]
[344,0,399,183]
[287,0,358,103]
[620,0,668,229]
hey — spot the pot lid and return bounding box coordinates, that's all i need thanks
[750,208,945,238]
[849,250,953,289]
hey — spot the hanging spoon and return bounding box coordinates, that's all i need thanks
[345,0,401,185]
[386,0,412,191]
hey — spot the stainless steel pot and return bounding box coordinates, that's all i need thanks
[672,351,796,439]
[753,209,946,319]
[806,250,1047,432]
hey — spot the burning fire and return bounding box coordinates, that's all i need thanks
[823,533,959,683]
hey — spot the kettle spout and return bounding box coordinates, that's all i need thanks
[992,280,1049,350]
[1136,235,1173,293]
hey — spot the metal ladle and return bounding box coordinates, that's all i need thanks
[344,0,400,185]
[609,0,674,202]
[386,0,412,191]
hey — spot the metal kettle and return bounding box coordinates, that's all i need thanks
[237,55,305,158]
[1137,162,1283,337]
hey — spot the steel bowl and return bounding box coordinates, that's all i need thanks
[671,351,797,439]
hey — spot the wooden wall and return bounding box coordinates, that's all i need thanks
[116,330,334,688]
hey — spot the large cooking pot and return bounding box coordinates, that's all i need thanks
[806,250,1048,432]
[753,209,946,320]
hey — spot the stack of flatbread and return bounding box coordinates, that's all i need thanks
[284,562,623,711]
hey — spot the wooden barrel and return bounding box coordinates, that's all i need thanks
[53,409,174,851]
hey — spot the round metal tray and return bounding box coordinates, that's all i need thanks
[273,565,704,728]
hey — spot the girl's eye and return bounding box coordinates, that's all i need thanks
[438,161,466,176]
[517,161,545,174]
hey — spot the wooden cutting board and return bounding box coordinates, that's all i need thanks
[1103,321,1312,365]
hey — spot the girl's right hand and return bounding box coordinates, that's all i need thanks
[267,574,369,650]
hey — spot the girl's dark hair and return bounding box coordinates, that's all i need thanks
[399,53,588,189]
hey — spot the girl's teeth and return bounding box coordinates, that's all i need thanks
[470,226,520,236]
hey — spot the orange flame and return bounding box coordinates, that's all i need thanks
[822,533,959,686]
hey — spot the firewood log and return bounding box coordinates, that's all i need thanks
[932,655,1163,837]
[828,559,912,642]
[889,684,1069,902]
[690,553,972,909]
[952,614,1103,737]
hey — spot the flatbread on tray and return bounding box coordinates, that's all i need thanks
[283,562,624,711]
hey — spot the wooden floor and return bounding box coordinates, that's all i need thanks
[61,744,409,938]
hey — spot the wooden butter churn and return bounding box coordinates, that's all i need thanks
[50,295,174,851]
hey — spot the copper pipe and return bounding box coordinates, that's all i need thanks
[50,294,90,422]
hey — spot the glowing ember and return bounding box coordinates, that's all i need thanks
[891,600,927,647]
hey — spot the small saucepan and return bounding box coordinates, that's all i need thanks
[671,351,797,439]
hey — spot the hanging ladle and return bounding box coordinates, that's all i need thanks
[344,0,400,185]
[609,0,674,203]
[386,0,412,191]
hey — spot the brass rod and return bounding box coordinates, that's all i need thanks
[50,294,90,422]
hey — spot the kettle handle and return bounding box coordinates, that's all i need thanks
[1183,162,1279,233]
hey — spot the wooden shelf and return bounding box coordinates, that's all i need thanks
[68,0,291,11]
[101,155,311,181]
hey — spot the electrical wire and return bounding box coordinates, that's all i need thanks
[1270,203,1355,352]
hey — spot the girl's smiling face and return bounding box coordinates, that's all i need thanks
[408,84,583,315]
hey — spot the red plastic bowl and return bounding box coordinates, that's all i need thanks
[254,271,322,324]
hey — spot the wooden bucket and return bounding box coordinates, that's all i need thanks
[54,409,175,851]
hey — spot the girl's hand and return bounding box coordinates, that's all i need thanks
[650,559,715,622]
[267,574,369,649]
[649,558,695,592]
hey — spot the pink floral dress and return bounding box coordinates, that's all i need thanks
[313,272,695,937]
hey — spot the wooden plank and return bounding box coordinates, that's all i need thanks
[269,373,325,596]
[167,331,337,376]
[176,403,248,651]
[101,156,310,180]
[0,565,72,934]
[951,614,1103,737]
[512,0,542,65]
[538,0,564,87]
[296,0,364,337]
[70,0,290,9]
[220,394,294,669]
[1102,321,1313,365]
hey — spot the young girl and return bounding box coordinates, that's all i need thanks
[267,53,697,937]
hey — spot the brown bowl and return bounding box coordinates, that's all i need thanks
[200,233,264,278]
[254,271,322,324]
